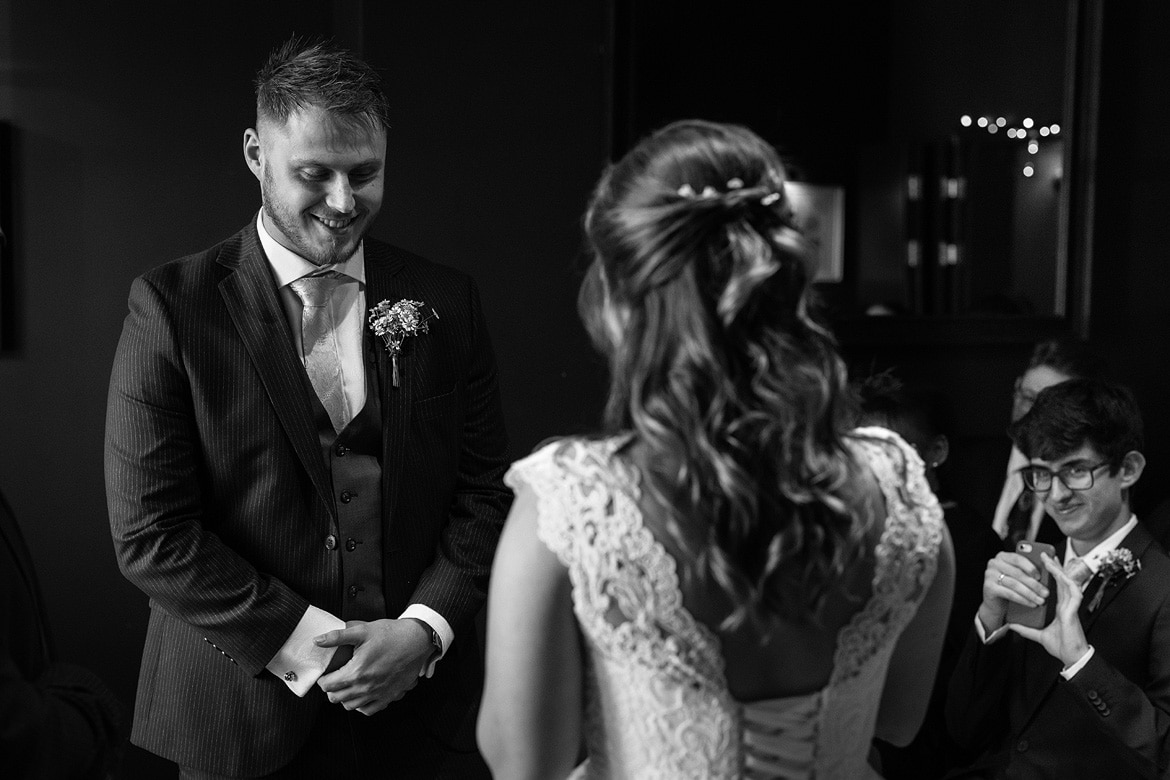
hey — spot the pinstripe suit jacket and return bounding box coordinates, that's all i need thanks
[104,221,511,775]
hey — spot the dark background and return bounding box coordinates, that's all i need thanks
[1,1,1166,776]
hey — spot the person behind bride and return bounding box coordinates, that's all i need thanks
[946,378,1170,778]
[476,119,955,778]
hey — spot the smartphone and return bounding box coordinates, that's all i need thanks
[1005,541,1057,629]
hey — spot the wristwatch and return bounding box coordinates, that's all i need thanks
[407,618,443,663]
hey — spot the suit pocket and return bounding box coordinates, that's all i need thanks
[414,386,456,421]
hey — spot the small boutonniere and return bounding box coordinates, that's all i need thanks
[1087,547,1141,612]
[368,299,439,388]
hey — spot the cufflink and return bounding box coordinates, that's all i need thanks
[284,671,297,682]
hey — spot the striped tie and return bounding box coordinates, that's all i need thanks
[289,273,352,433]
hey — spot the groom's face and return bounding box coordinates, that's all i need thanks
[246,104,386,266]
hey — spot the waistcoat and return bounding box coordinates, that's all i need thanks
[311,338,386,621]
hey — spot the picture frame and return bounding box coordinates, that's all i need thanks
[785,182,845,283]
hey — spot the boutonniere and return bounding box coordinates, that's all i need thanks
[368,299,439,388]
[1087,547,1141,612]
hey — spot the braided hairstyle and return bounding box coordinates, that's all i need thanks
[579,120,862,628]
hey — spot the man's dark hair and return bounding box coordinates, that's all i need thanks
[1009,378,1143,472]
[1025,336,1107,380]
[254,37,390,133]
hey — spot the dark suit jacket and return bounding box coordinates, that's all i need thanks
[104,222,511,776]
[946,521,1170,779]
[1,487,124,778]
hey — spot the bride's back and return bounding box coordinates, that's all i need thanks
[639,463,886,703]
[507,431,943,779]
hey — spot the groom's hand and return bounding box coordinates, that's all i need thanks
[314,618,432,716]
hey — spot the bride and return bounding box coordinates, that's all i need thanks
[477,119,955,779]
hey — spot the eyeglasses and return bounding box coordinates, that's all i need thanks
[1019,461,1111,492]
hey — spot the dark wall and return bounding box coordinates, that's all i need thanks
[1091,0,1170,515]
[0,2,607,776]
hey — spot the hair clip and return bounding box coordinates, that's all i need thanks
[760,192,781,206]
[700,186,717,198]
[726,178,744,189]
[677,183,696,198]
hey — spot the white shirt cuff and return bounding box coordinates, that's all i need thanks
[399,603,454,678]
[1060,646,1096,680]
[975,614,1011,644]
[265,605,346,696]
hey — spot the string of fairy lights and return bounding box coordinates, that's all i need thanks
[960,114,1061,178]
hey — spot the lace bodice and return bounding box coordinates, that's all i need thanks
[504,427,943,779]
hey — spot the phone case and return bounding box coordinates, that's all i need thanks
[1005,541,1057,629]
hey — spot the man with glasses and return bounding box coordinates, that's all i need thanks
[946,378,1170,778]
[992,337,1106,550]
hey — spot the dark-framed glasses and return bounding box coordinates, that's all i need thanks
[1019,461,1111,492]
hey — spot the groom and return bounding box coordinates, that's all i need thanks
[945,378,1170,778]
[105,39,510,778]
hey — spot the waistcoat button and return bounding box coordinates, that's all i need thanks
[324,534,337,550]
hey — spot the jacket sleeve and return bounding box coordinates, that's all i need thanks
[1061,595,1170,777]
[104,275,308,676]
[945,622,1015,754]
[409,277,512,633]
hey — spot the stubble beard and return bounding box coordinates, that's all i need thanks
[261,172,365,267]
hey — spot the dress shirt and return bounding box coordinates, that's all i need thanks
[255,212,453,695]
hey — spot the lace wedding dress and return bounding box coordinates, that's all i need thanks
[504,427,943,779]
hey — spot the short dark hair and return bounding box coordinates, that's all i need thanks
[1024,337,1106,380]
[254,37,390,133]
[1009,378,1143,472]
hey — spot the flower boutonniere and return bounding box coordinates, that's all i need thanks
[368,299,439,388]
[1087,547,1141,612]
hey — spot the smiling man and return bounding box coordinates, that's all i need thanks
[105,39,510,778]
[946,378,1170,779]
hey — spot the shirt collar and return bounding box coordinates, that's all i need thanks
[1063,514,1139,573]
[255,211,366,287]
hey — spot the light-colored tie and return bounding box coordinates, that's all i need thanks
[1065,557,1094,590]
[289,273,352,433]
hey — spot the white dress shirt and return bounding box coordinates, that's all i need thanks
[255,213,453,695]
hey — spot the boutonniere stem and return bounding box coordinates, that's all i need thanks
[369,299,439,388]
[1087,547,1141,613]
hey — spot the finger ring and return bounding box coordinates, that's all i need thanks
[997,573,1005,583]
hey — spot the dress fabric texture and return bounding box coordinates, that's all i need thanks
[504,427,944,779]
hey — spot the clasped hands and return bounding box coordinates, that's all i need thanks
[313,618,433,716]
[980,550,1091,669]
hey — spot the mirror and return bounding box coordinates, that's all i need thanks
[610,0,1100,332]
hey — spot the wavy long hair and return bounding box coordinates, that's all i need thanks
[579,120,862,628]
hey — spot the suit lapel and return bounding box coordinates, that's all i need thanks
[217,223,335,518]
[1079,522,1153,632]
[363,242,411,524]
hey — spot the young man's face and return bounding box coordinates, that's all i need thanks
[245,105,386,266]
[1030,443,1140,554]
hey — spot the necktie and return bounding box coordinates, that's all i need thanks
[289,273,352,433]
[1064,557,1093,589]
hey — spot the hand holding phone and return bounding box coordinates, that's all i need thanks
[1004,541,1058,628]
